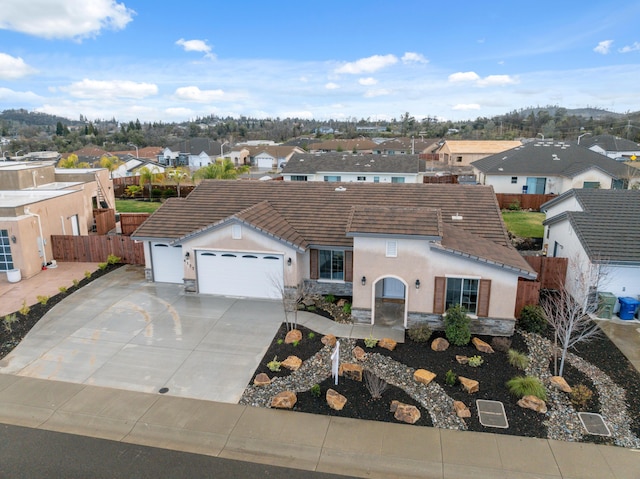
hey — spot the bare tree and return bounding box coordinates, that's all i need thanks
[270,272,308,331]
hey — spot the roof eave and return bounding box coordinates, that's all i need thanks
[432,244,538,279]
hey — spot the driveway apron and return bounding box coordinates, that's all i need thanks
[0,267,285,403]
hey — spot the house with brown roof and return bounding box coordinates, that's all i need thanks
[435,140,523,167]
[244,145,306,169]
[307,139,379,154]
[133,182,536,335]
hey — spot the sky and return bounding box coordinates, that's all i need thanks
[1,0,640,124]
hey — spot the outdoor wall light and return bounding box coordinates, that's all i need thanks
[287,257,292,266]
[10,235,16,244]
[184,252,190,259]
[361,276,367,286]
[415,279,421,289]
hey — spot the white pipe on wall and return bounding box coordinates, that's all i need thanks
[24,207,47,266]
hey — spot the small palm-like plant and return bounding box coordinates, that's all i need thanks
[506,375,547,401]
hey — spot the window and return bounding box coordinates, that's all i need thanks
[373,176,380,183]
[511,177,518,184]
[357,176,366,181]
[445,277,479,314]
[232,224,242,239]
[319,250,344,280]
[290,175,307,181]
[324,175,341,182]
[583,181,600,189]
[0,230,14,271]
[456,156,463,163]
[612,179,627,189]
[386,240,397,257]
[391,177,405,183]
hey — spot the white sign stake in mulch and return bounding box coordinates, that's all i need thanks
[476,400,509,429]
[578,412,611,436]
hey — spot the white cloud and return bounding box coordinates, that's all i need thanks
[0,87,42,102]
[0,53,37,79]
[477,75,519,87]
[358,77,377,86]
[594,40,613,54]
[174,86,225,102]
[452,104,481,111]
[619,42,640,53]
[448,71,481,83]
[61,79,158,99]
[335,54,398,74]
[402,52,428,64]
[325,82,340,90]
[165,107,194,118]
[280,110,313,119]
[363,88,391,98]
[175,38,216,59]
[0,0,134,40]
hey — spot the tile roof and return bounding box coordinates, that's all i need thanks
[282,153,426,174]
[308,139,379,151]
[580,134,640,152]
[133,181,534,275]
[346,206,442,237]
[167,138,222,156]
[471,140,630,178]
[542,189,640,264]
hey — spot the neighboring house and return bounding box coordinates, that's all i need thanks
[226,146,250,166]
[579,134,640,161]
[372,138,439,155]
[541,189,640,313]
[0,162,115,279]
[244,145,306,169]
[307,139,379,154]
[62,145,112,166]
[435,140,522,167]
[472,140,637,194]
[157,138,223,169]
[132,182,536,336]
[281,153,427,183]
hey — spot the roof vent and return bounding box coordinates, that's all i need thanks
[452,213,463,221]
[552,154,560,160]
[498,167,504,171]
[335,186,346,192]
[299,158,304,161]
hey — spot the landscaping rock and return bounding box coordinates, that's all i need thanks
[550,376,572,393]
[253,373,271,386]
[326,388,347,411]
[453,401,471,418]
[321,334,337,347]
[517,395,547,413]
[284,329,302,344]
[378,338,397,351]
[472,337,495,353]
[302,297,316,307]
[456,355,469,365]
[352,346,366,361]
[431,337,450,351]
[413,369,436,386]
[339,363,364,381]
[281,355,302,371]
[459,376,479,394]
[336,299,347,307]
[393,402,421,424]
[271,391,297,409]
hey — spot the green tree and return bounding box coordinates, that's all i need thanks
[194,159,247,180]
[57,153,90,168]
[137,165,164,200]
[166,167,191,197]
[99,155,124,179]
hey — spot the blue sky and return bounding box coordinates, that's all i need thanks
[1,0,639,124]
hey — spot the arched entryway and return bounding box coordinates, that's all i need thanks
[372,276,407,327]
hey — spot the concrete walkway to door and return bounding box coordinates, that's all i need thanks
[0,266,285,404]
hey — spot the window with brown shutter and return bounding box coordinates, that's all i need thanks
[310,249,319,279]
[477,279,491,317]
[345,250,353,282]
[433,276,445,314]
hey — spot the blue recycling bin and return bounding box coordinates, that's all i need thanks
[617,297,640,320]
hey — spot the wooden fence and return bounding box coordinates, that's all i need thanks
[423,174,457,184]
[51,235,144,265]
[120,213,150,235]
[496,193,556,211]
[94,208,116,235]
[514,278,541,317]
[525,256,568,290]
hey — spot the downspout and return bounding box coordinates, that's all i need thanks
[24,207,47,268]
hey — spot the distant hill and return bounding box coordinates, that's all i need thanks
[0,109,82,127]
[516,106,625,120]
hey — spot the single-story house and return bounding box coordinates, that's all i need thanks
[132,181,536,335]
[579,134,640,161]
[307,139,379,154]
[541,189,640,314]
[244,145,306,169]
[157,138,224,170]
[472,139,637,194]
[0,162,115,279]
[435,140,523,167]
[372,138,439,155]
[281,153,428,183]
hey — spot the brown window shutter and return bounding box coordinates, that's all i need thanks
[477,279,491,317]
[344,250,353,282]
[433,276,446,314]
[310,249,319,280]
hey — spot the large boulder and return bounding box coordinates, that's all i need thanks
[472,337,495,354]
[413,369,436,386]
[549,376,572,393]
[281,355,302,371]
[431,337,450,351]
[459,376,479,394]
[378,338,397,351]
[321,334,337,347]
[326,388,347,411]
[453,401,471,418]
[253,373,271,386]
[339,363,364,381]
[456,355,469,365]
[517,395,547,413]
[271,391,297,409]
[284,329,303,344]
[392,402,421,424]
[352,346,366,361]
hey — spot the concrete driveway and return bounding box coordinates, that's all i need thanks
[0,266,285,403]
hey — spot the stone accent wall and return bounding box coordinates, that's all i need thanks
[184,278,196,293]
[351,307,371,324]
[144,268,153,281]
[303,280,353,297]
[407,312,515,337]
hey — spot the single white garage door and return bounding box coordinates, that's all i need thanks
[197,251,283,299]
[151,242,184,283]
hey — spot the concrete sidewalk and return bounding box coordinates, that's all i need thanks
[0,374,638,479]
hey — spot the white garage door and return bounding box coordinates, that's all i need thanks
[151,242,184,283]
[197,251,283,299]
[256,157,273,169]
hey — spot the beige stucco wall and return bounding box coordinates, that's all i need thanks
[352,236,520,320]
[0,165,57,190]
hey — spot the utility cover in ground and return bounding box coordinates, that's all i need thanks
[476,400,508,428]
[578,412,611,436]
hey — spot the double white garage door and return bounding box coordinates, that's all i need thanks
[150,243,283,299]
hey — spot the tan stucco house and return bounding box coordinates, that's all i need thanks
[436,140,523,167]
[133,181,536,335]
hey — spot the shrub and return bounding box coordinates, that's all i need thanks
[444,305,471,346]
[364,336,378,348]
[306,305,316,312]
[508,349,530,370]
[324,294,336,304]
[308,332,315,339]
[19,300,30,316]
[364,370,388,399]
[310,383,321,398]
[98,262,108,270]
[506,375,547,401]
[491,336,512,353]
[277,338,284,345]
[125,185,143,197]
[72,279,79,287]
[58,286,68,294]
[342,302,351,315]
[151,187,163,198]
[445,369,457,386]
[267,356,282,372]
[106,254,121,264]
[84,270,92,279]
[37,295,49,305]
[468,355,484,367]
[508,200,521,211]
[518,305,547,334]
[570,384,593,410]
[408,324,432,343]
[292,340,299,347]
[3,314,18,333]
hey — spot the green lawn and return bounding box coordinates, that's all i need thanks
[115,199,162,213]
[502,210,545,238]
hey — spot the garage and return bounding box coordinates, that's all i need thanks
[196,250,284,299]
[151,242,184,283]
